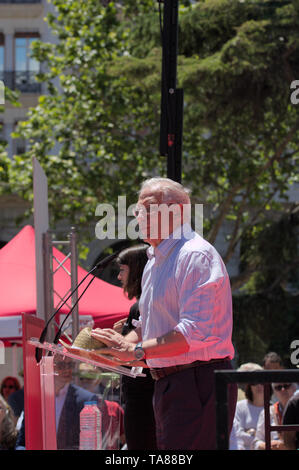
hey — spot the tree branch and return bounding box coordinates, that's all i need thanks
[207,187,239,245]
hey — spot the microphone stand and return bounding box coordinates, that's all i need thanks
[35,250,121,363]
[52,275,95,345]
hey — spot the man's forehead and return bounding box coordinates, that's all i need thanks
[138,189,160,205]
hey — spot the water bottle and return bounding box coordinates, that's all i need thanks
[79,401,102,450]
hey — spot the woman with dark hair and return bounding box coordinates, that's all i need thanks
[113,244,157,450]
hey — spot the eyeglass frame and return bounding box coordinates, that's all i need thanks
[273,383,292,392]
[2,384,16,390]
[133,202,184,218]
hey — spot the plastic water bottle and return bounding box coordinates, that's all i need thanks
[79,401,102,450]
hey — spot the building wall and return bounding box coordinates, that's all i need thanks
[0,0,52,246]
[0,0,56,158]
[0,0,298,269]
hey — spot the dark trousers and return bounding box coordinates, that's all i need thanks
[122,372,157,450]
[153,360,237,450]
[124,394,157,450]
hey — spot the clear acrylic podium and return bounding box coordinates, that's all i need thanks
[22,313,145,450]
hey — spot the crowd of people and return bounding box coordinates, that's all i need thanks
[0,362,125,450]
[1,350,298,451]
[229,353,299,450]
[0,177,298,451]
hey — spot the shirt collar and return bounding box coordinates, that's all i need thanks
[56,383,69,399]
[147,223,193,260]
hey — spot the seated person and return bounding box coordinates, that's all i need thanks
[282,393,299,450]
[252,382,297,450]
[0,394,17,450]
[230,363,264,450]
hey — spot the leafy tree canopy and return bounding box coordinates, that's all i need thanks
[2,0,298,295]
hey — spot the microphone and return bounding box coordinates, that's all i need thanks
[35,249,121,363]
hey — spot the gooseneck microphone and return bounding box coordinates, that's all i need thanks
[35,250,121,363]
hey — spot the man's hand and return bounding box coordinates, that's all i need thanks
[271,439,286,450]
[91,328,136,364]
[113,318,127,334]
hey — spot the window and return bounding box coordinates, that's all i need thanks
[15,34,39,73]
[14,33,40,92]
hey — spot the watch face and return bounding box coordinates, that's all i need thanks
[135,347,145,360]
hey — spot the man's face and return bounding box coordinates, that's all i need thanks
[135,189,182,246]
[264,361,283,370]
[272,383,295,406]
[54,358,74,388]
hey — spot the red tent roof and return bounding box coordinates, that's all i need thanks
[0,225,133,339]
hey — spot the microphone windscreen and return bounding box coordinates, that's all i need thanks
[95,250,121,270]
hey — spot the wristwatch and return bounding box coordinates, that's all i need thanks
[134,342,146,361]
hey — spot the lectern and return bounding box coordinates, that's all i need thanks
[22,313,144,450]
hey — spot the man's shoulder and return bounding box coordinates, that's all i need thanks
[177,231,221,266]
[283,393,299,423]
[286,393,299,408]
[69,383,98,402]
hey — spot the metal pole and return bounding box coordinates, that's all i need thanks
[70,226,79,341]
[33,157,49,321]
[264,382,272,450]
[43,230,55,342]
[159,0,183,183]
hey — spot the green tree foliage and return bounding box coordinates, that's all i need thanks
[115,0,299,285]
[0,87,20,193]
[4,0,299,299]
[233,206,299,365]
[8,0,164,230]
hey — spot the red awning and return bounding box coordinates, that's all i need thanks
[0,225,133,341]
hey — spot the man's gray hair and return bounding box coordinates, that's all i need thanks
[139,177,191,205]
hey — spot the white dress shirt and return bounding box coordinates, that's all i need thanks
[139,223,235,368]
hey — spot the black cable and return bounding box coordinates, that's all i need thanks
[35,250,121,363]
[52,274,96,345]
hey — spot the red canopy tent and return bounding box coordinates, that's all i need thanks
[0,225,133,343]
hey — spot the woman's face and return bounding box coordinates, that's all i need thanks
[251,383,264,398]
[118,264,130,289]
[1,379,17,400]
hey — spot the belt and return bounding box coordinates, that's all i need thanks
[150,357,230,381]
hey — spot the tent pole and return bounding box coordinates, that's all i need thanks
[70,227,79,342]
[43,230,55,342]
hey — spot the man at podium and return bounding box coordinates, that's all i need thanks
[91,177,237,450]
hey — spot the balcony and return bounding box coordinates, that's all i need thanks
[0,1,43,18]
[0,71,41,93]
[0,1,41,3]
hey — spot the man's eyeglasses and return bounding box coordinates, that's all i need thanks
[2,384,16,390]
[273,383,292,392]
[133,202,183,218]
